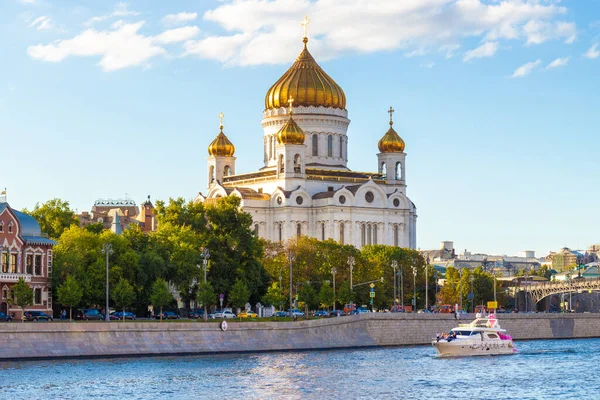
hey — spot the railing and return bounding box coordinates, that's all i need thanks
[0,273,32,282]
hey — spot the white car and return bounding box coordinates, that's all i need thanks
[210,310,236,319]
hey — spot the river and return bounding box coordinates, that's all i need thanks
[0,339,597,399]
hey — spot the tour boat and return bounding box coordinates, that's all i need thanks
[432,314,516,357]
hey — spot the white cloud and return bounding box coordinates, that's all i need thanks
[84,2,140,26]
[421,62,435,69]
[511,59,542,78]
[18,0,36,4]
[154,26,200,45]
[584,44,599,60]
[161,12,198,27]
[183,0,577,66]
[546,56,569,69]
[28,22,166,71]
[463,41,498,62]
[29,16,53,31]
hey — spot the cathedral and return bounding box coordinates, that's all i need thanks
[195,22,417,249]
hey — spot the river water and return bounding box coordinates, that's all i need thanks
[0,339,597,399]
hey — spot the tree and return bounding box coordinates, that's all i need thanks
[337,280,354,306]
[151,278,173,322]
[299,283,319,310]
[262,283,286,309]
[228,278,250,310]
[318,282,334,310]
[22,198,79,239]
[112,278,136,321]
[13,278,33,322]
[196,281,216,321]
[57,275,83,321]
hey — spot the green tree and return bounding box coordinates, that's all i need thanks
[22,198,79,239]
[299,283,319,310]
[57,275,83,321]
[13,277,33,322]
[196,281,216,321]
[261,283,286,309]
[318,282,334,310]
[337,280,354,306]
[112,278,136,321]
[228,278,250,310]
[150,278,173,322]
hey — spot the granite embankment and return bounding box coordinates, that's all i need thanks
[1,313,599,360]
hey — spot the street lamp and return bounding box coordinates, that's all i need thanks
[458,268,463,312]
[331,267,337,311]
[289,251,295,315]
[391,260,398,310]
[201,248,210,321]
[412,265,417,311]
[101,243,113,322]
[348,256,355,290]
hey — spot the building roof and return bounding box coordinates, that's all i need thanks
[0,202,42,236]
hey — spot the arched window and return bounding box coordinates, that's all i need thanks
[209,166,215,183]
[327,135,333,157]
[339,136,343,158]
[340,223,345,245]
[26,255,33,275]
[297,223,302,237]
[0,221,3,233]
[321,223,325,240]
[312,134,318,156]
[381,162,386,179]
[394,225,399,247]
[224,165,231,176]
[254,224,259,236]
[294,154,301,173]
[396,162,402,180]
[278,223,283,242]
[373,224,377,245]
[367,224,372,246]
[361,224,366,247]
[268,136,273,160]
[34,288,42,305]
[8,222,12,234]
[278,154,284,173]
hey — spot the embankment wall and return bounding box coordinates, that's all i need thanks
[1,313,599,360]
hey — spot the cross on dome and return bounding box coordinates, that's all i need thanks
[388,106,395,125]
[301,15,310,39]
[219,112,224,128]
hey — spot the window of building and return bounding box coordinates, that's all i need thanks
[394,225,399,247]
[340,223,345,245]
[297,223,302,237]
[209,165,215,183]
[35,255,42,275]
[328,186,334,192]
[367,225,372,246]
[278,154,284,173]
[381,162,386,179]
[2,288,7,299]
[339,195,346,204]
[321,223,325,240]
[294,154,301,173]
[339,136,343,158]
[34,288,42,305]
[312,134,318,156]
[365,191,374,203]
[224,165,231,176]
[373,225,377,245]
[393,198,400,207]
[1,253,7,273]
[296,196,303,205]
[0,222,3,233]
[396,162,402,180]
[361,224,366,247]
[7,222,12,234]
[278,223,283,242]
[327,135,333,157]
[10,254,16,273]
[254,224,259,236]
[26,255,33,275]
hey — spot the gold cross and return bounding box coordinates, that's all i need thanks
[288,96,294,114]
[301,15,310,38]
[388,106,395,123]
[219,112,224,127]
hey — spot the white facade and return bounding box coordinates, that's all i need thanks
[196,50,417,249]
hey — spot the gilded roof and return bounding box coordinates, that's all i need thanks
[265,38,346,110]
[208,126,235,157]
[276,112,305,145]
[378,122,405,153]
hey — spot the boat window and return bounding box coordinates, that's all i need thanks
[451,330,473,336]
[487,333,499,339]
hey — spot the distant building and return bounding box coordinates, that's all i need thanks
[546,247,583,273]
[78,196,156,233]
[0,193,55,318]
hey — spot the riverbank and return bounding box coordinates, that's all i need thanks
[1,313,599,360]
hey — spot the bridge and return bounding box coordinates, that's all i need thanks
[526,278,600,303]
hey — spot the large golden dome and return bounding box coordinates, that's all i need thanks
[378,108,405,153]
[276,108,305,145]
[265,38,346,110]
[208,124,235,157]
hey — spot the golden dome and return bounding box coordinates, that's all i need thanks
[208,117,235,157]
[265,38,346,110]
[378,107,405,153]
[276,99,306,145]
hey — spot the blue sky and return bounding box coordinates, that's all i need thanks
[1,0,599,257]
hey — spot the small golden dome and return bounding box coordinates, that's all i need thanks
[265,38,346,110]
[276,98,306,145]
[208,116,235,157]
[378,107,405,153]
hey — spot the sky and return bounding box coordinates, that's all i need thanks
[1,0,599,257]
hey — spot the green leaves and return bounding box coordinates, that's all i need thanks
[13,277,33,311]
[228,278,250,309]
[150,278,173,309]
[22,198,79,239]
[112,278,136,311]
[57,275,83,309]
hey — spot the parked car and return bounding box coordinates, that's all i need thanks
[314,310,329,317]
[328,310,345,317]
[24,311,53,322]
[290,309,305,317]
[210,310,236,319]
[188,309,205,319]
[0,312,12,322]
[275,310,288,317]
[417,309,432,314]
[75,309,104,321]
[110,311,136,320]
[238,310,258,318]
[356,308,370,314]
[155,311,180,320]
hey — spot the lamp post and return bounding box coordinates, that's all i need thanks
[101,243,113,322]
[400,267,404,311]
[425,257,430,311]
[412,265,417,311]
[458,268,463,312]
[470,274,474,313]
[289,251,295,315]
[391,260,398,310]
[331,267,337,311]
[201,248,210,321]
[348,256,355,290]
[524,269,529,312]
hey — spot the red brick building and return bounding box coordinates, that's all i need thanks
[0,198,55,318]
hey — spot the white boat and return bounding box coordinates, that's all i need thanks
[432,314,516,357]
